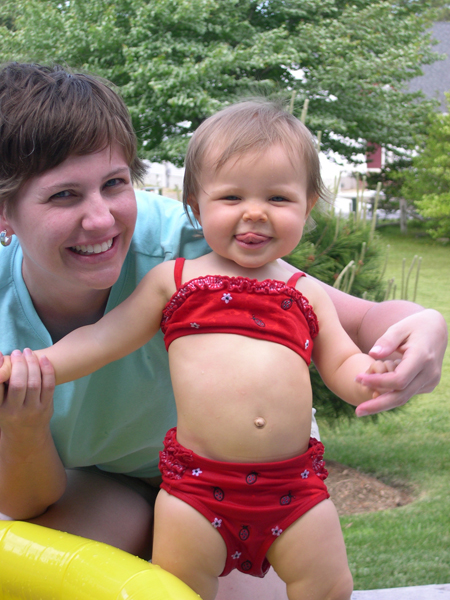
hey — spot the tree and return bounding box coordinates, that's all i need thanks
[0,0,439,164]
[402,100,450,239]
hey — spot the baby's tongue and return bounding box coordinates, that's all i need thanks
[235,233,267,244]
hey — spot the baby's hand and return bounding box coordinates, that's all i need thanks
[0,352,12,383]
[366,359,401,398]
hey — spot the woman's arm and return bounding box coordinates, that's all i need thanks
[0,350,67,519]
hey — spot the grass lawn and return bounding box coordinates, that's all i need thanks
[318,225,450,590]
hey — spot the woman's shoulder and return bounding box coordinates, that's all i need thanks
[132,191,208,260]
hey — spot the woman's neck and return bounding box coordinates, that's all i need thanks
[29,286,111,343]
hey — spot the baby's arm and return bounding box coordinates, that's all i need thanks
[303,279,395,405]
[0,354,12,382]
[1,262,172,386]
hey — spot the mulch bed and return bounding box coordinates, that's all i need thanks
[326,461,413,516]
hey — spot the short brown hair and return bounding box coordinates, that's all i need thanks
[0,62,145,211]
[183,99,326,216]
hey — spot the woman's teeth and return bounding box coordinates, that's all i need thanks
[72,239,113,255]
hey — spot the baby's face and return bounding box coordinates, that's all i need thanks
[190,144,311,269]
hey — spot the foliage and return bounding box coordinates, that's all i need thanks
[285,204,387,422]
[366,155,414,217]
[427,0,450,20]
[402,100,450,239]
[0,0,439,164]
[288,205,386,299]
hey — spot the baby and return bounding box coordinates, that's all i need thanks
[1,100,396,600]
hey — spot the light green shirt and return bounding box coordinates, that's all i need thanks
[0,192,209,477]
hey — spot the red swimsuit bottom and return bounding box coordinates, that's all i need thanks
[159,428,330,578]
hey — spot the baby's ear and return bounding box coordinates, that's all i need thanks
[306,194,319,218]
[187,195,201,225]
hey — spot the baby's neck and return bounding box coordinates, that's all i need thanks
[200,252,287,281]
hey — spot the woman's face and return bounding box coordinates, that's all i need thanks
[2,145,137,300]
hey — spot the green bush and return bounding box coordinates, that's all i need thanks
[285,203,387,423]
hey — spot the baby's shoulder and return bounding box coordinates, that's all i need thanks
[294,273,324,301]
[141,260,178,295]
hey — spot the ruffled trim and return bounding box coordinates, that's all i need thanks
[159,427,193,480]
[309,437,328,481]
[161,275,318,338]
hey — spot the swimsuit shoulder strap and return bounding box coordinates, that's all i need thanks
[287,271,306,288]
[174,257,186,290]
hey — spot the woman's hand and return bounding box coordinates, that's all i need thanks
[0,349,55,452]
[354,309,447,416]
[0,348,66,519]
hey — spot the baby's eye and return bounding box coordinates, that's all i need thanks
[269,196,289,203]
[223,195,240,201]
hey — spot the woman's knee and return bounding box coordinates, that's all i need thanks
[29,469,155,559]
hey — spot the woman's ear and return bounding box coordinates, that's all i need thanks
[0,207,13,235]
[0,207,14,247]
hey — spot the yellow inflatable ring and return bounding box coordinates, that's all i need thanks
[0,520,200,599]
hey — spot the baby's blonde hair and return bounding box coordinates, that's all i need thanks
[183,99,325,217]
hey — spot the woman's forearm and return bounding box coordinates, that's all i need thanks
[310,276,425,350]
[0,426,67,519]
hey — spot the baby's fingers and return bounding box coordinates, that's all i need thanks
[0,352,12,384]
[39,356,55,408]
[383,359,401,373]
[366,360,388,375]
[366,359,401,376]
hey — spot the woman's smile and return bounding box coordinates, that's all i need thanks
[70,237,114,256]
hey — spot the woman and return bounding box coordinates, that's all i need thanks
[0,62,446,599]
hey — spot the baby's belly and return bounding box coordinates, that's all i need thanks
[168,334,314,463]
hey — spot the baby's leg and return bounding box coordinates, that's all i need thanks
[152,489,228,600]
[266,499,353,600]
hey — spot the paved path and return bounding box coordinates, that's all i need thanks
[352,584,450,599]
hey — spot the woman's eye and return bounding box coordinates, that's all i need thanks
[50,190,71,200]
[104,178,124,188]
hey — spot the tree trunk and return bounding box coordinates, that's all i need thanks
[400,197,407,233]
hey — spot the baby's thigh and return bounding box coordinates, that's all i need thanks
[266,499,353,600]
[153,489,227,600]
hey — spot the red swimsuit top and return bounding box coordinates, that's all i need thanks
[161,258,319,364]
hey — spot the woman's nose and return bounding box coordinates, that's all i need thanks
[81,195,115,231]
